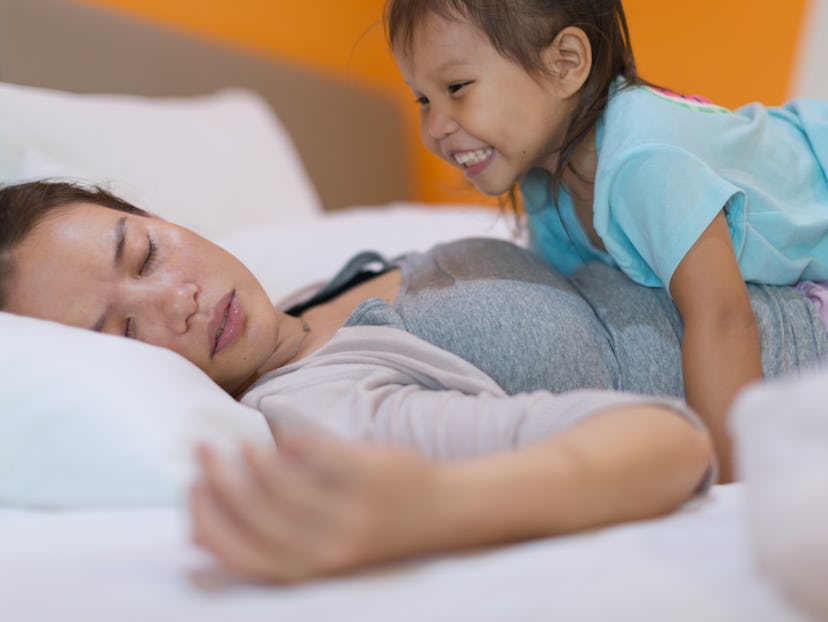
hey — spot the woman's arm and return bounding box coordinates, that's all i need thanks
[190,402,711,583]
[670,211,763,483]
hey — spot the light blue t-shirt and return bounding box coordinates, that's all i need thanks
[522,80,828,289]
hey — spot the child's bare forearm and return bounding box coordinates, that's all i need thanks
[680,311,762,483]
[669,211,763,483]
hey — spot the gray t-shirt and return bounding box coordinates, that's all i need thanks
[343,238,827,397]
[247,238,721,486]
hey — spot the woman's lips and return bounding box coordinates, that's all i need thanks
[210,291,245,358]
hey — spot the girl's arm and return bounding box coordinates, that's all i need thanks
[669,211,763,483]
[190,403,711,583]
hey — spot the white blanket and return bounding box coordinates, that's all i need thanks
[0,486,807,622]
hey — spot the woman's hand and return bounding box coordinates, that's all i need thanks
[190,432,445,583]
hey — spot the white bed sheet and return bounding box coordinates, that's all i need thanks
[0,485,806,622]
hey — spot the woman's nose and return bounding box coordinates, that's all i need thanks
[131,280,199,335]
[426,106,459,140]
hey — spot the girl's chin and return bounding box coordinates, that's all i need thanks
[467,167,519,196]
[471,178,513,197]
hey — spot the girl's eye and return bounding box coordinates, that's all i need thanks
[448,81,469,95]
[139,235,158,275]
[124,317,135,339]
[415,95,429,107]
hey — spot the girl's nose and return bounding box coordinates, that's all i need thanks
[426,106,459,140]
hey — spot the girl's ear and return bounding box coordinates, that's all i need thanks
[541,26,592,97]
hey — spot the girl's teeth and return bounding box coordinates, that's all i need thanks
[454,147,493,167]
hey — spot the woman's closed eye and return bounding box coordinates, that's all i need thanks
[124,235,159,338]
[140,234,158,275]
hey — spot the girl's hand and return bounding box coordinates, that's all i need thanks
[190,433,445,583]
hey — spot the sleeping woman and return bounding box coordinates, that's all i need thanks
[1,180,826,583]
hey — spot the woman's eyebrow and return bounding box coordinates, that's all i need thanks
[91,216,128,332]
[113,216,127,268]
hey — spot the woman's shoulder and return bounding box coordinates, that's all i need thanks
[243,326,505,394]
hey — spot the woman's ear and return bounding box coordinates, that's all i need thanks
[541,26,592,97]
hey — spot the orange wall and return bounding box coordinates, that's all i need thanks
[625,1,808,107]
[81,0,811,205]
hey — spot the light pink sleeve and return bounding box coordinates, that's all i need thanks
[242,326,715,489]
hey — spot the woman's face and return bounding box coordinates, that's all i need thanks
[5,201,284,394]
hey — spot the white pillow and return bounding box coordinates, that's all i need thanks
[0,312,273,509]
[730,369,828,620]
[218,203,517,302]
[0,82,321,240]
[0,204,511,508]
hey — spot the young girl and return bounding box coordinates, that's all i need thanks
[385,0,828,482]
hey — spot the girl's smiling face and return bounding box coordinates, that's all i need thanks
[394,13,582,196]
[5,201,288,395]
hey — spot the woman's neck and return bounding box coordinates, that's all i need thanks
[290,268,403,362]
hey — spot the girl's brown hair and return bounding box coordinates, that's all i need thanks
[0,180,147,309]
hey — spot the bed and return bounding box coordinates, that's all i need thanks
[0,1,826,621]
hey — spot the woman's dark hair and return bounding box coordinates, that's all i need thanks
[384,0,650,213]
[0,180,147,309]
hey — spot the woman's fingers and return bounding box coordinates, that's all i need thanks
[189,479,300,582]
[241,443,336,523]
[241,438,384,566]
[193,441,378,581]
[194,445,330,576]
[273,434,446,561]
[191,437,444,582]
